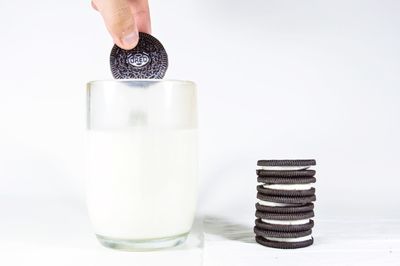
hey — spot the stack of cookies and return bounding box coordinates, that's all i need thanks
[254,159,317,249]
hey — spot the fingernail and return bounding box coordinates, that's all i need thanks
[121,31,139,49]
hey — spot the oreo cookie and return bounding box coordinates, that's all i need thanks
[255,202,314,213]
[255,235,314,249]
[110,32,168,79]
[254,227,313,249]
[255,218,314,232]
[257,185,315,197]
[257,193,316,205]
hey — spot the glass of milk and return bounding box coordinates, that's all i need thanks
[86,80,198,251]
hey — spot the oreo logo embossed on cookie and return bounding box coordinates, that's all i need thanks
[110,32,168,79]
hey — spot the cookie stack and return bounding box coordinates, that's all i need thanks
[254,160,317,249]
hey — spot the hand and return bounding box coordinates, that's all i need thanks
[92,0,151,50]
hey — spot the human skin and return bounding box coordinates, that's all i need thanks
[92,0,151,50]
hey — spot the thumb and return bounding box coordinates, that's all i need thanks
[93,0,139,50]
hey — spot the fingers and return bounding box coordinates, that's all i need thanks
[91,1,98,11]
[130,0,151,34]
[93,0,139,49]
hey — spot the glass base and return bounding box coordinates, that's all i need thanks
[96,233,189,251]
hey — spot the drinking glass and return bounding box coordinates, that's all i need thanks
[86,80,198,251]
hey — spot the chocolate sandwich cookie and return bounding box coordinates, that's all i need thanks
[257,185,315,197]
[257,160,316,171]
[255,202,314,213]
[255,218,314,232]
[255,235,314,249]
[257,193,316,205]
[254,227,313,249]
[110,32,168,79]
[255,211,314,232]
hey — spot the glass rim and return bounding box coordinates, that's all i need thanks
[87,79,196,87]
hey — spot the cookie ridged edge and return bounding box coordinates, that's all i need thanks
[255,235,314,249]
[257,193,316,204]
[254,227,312,238]
[257,170,316,177]
[257,176,316,184]
[255,202,314,213]
[257,160,316,167]
[257,186,316,196]
[255,210,314,220]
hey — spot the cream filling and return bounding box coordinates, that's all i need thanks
[262,184,313,190]
[258,200,300,207]
[264,235,312,243]
[257,166,311,171]
[261,218,310,225]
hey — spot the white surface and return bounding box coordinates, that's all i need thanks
[0,197,203,266]
[1,197,400,266]
[203,217,400,266]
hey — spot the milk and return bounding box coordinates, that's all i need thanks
[86,128,198,240]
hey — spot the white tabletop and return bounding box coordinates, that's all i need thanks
[1,197,399,266]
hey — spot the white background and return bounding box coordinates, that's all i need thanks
[0,0,400,265]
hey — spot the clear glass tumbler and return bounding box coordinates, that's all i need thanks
[86,80,198,251]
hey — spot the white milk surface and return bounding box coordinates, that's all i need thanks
[86,128,198,239]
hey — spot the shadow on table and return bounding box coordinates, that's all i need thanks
[203,216,255,244]
[171,216,204,250]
